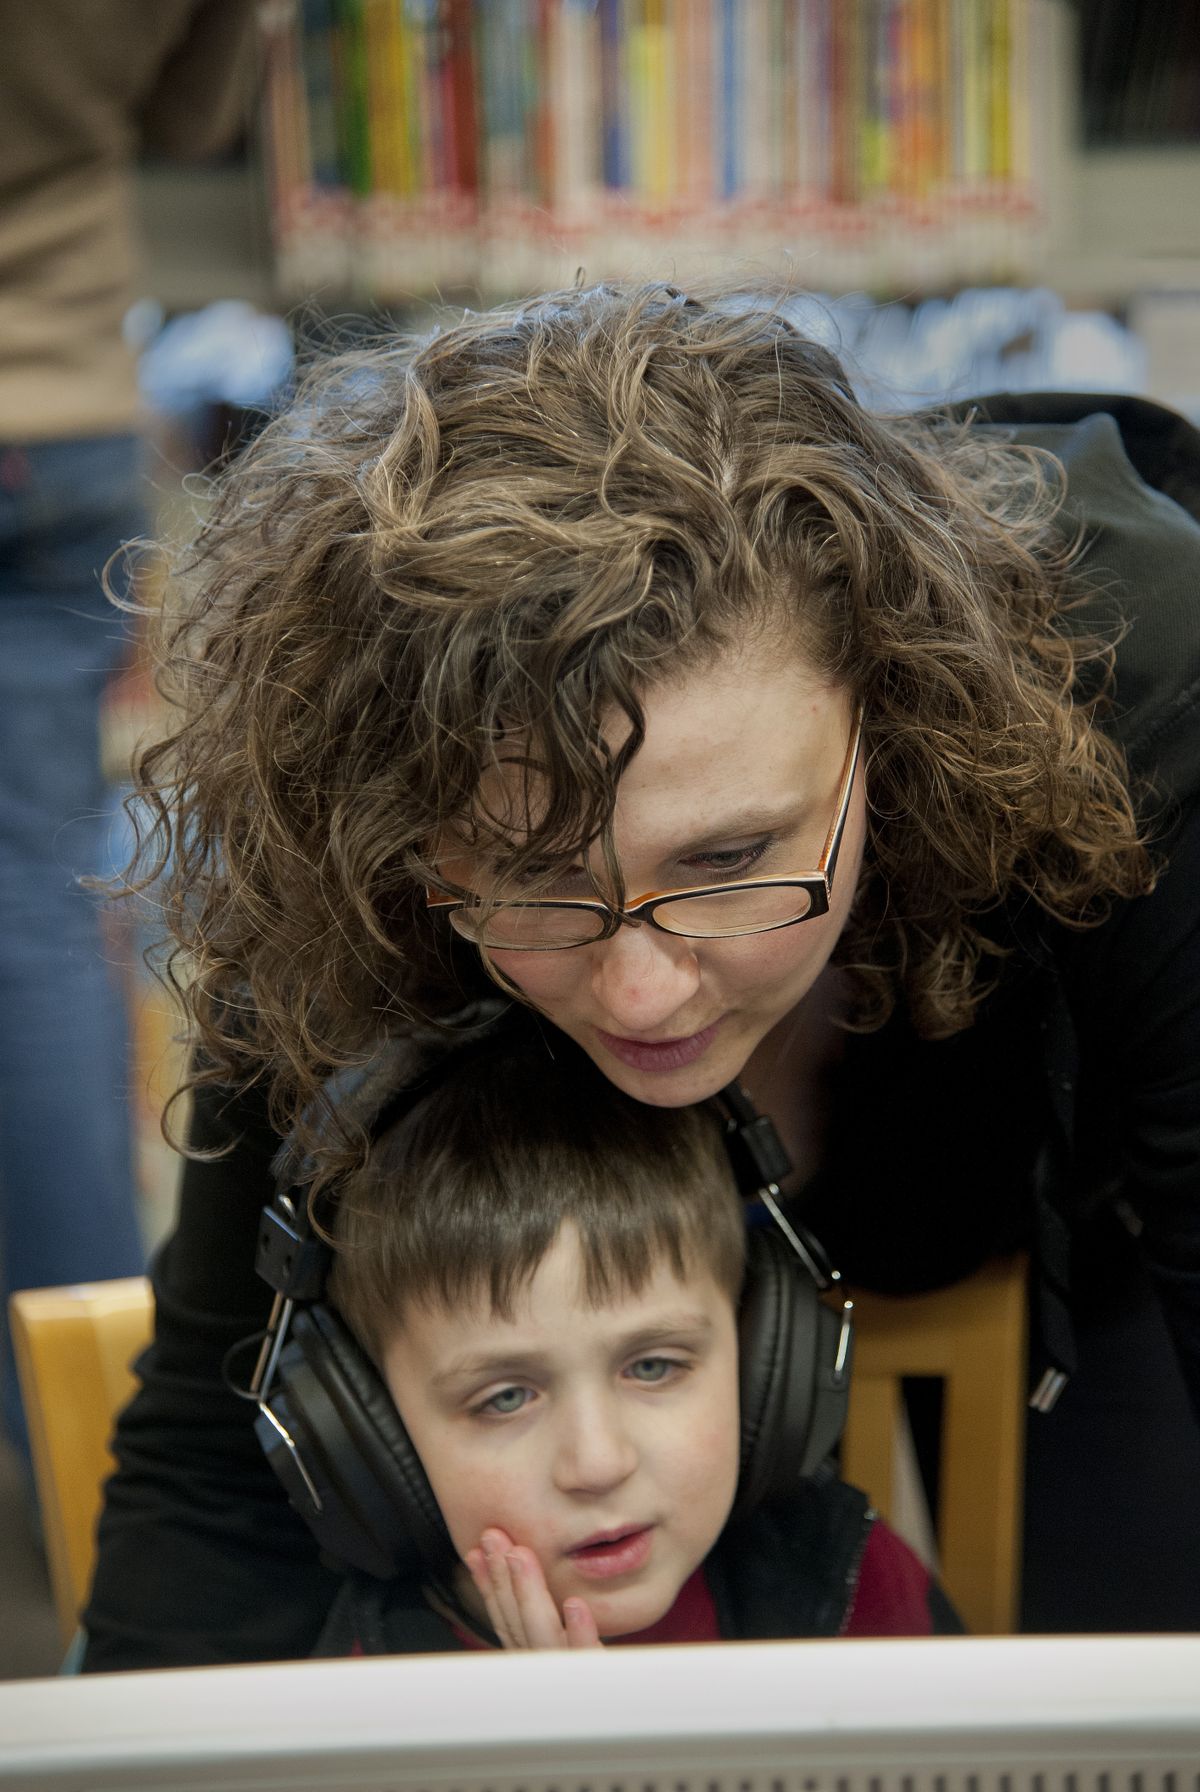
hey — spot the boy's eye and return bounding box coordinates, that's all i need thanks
[625,1356,679,1385]
[477,1385,532,1417]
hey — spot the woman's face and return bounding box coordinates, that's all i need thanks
[477,639,867,1109]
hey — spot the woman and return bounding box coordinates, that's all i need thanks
[83,282,1200,1668]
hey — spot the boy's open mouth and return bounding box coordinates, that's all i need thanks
[565,1525,654,1580]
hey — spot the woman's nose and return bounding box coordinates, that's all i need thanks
[588,922,701,1033]
[552,1397,639,1497]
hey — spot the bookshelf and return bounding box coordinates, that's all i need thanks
[258,0,1067,304]
[134,4,1200,317]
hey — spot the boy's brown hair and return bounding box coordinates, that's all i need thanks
[327,1027,746,1363]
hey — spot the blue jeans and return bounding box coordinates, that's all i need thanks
[0,437,147,1459]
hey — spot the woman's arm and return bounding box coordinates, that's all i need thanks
[1058,796,1200,1428]
[80,1077,343,1671]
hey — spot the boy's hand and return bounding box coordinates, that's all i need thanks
[465,1527,602,1649]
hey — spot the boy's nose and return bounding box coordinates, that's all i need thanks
[552,1397,639,1497]
[588,922,701,1034]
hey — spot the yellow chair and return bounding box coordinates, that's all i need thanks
[842,1253,1029,1636]
[9,1277,154,1646]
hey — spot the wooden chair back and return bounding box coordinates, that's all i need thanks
[842,1254,1028,1634]
[9,1277,154,1646]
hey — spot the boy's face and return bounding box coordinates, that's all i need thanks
[381,1223,741,1639]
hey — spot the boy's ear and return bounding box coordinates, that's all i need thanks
[255,1303,455,1581]
[733,1228,853,1514]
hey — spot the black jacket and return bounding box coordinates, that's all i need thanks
[313,1478,961,1656]
[82,396,1200,1670]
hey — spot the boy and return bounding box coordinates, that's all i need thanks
[318,1027,960,1652]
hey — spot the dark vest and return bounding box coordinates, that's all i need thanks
[313,1474,889,1656]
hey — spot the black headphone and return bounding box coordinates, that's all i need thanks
[245,1020,854,1583]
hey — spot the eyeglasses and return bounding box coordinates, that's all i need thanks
[427,706,864,952]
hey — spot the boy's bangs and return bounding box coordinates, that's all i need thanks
[574,1211,730,1310]
[417,1201,730,1328]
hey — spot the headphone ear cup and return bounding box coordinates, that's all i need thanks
[254,1304,454,1581]
[733,1227,853,1516]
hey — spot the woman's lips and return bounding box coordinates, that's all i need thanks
[595,1020,722,1073]
[566,1526,654,1581]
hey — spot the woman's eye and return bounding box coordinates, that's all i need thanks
[681,838,772,879]
[478,1385,532,1417]
[626,1356,682,1385]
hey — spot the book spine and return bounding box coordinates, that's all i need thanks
[929,0,952,191]
[446,0,479,195]
[262,1,312,212]
[826,0,852,205]
[558,0,601,218]
[739,0,770,205]
[1008,0,1031,189]
[772,0,791,204]
[948,0,967,183]
[691,0,716,210]
[334,0,372,197]
[718,0,737,201]
[362,0,399,196]
[989,0,1013,179]
[911,0,938,200]
[625,0,646,200]
[529,0,555,211]
[599,0,625,190]
[300,0,343,188]
[645,0,671,205]
[861,0,890,198]
[413,0,444,199]
[960,0,989,183]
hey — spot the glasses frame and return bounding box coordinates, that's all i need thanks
[428,705,865,952]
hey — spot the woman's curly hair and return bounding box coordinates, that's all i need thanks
[128,277,1155,1167]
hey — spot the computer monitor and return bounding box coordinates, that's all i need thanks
[1,1635,1197,1790]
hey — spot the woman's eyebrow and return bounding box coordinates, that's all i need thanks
[659,802,809,858]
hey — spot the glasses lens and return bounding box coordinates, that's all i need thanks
[651,883,815,938]
[448,903,608,950]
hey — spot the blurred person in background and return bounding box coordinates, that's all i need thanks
[0,1,255,1467]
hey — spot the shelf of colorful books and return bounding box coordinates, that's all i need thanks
[259,0,1062,305]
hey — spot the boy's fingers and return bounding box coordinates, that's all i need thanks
[481,1530,526,1645]
[563,1596,602,1648]
[472,1530,595,1652]
[466,1546,512,1645]
[507,1547,569,1649]
[465,1547,500,1628]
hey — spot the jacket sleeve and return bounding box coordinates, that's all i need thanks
[991,399,1200,1426]
[1057,796,1200,1429]
[80,1077,342,1671]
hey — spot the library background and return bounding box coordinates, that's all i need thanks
[2,0,1199,1680]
